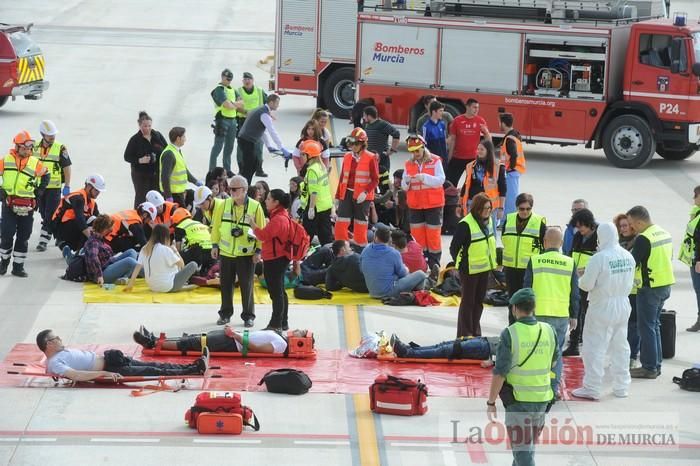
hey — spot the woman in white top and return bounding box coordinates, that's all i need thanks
[123,224,198,293]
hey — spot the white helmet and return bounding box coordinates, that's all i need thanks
[85,174,106,192]
[193,186,213,206]
[138,202,157,221]
[146,190,165,208]
[39,120,58,137]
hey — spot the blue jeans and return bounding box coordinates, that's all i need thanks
[505,402,548,466]
[690,266,700,318]
[537,316,567,393]
[627,294,640,359]
[401,337,491,359]
[388,270,427,297]
[102,249,139,284]
[636,286,670,372]
[504,170,520,217]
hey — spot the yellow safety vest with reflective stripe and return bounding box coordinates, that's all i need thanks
[299,180,308,210]
[236,86,265,117]
[177,218,212,250]
[530,251,574,318]
[635,224,675,288]
[456,213,497,275]
[679,210,700,266]
[217,197,261,257]
[305,161,332,212]
[159,144,188,194]
[213,84,238,118]
[502,212,545,269]
[202,197,224,227]
[506,321,556,403]
[1,153,41,198]
[33,141,63,189]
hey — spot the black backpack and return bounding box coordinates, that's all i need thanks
[293,285,332,300]
[258,368,312,395]
[673,368,700,392]
[62,254,87,282]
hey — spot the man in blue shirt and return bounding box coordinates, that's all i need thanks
[422,100,449,166]
[360,226,427,298]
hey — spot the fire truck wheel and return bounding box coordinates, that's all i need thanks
[656,147,696,161]
[323,67,356,118]
[603,114,655,169]
[0,96,8,108]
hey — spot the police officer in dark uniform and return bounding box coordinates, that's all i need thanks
[209,68,243,173]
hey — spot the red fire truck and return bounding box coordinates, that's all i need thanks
[0,23,49,109]
[274,0,700,168]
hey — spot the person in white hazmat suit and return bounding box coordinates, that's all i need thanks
[572,222,635,400]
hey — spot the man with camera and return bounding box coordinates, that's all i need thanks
[210,175,266,327]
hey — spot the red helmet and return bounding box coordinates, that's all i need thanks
[347,127,368,143]
[300,140,323,158]
[406,134,426,152]
[13,130,34,146]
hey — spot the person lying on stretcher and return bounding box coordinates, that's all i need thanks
[36,329,209,382]
[389,334,500,368]
[132,325,310,354]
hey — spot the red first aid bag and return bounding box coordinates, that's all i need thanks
[369,375,428,416]
[196,413,244,435]
[185,392,260,432]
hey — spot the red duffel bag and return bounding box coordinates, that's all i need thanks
[369,374,428,416]
[184,392,260,432]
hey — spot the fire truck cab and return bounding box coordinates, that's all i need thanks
[0,23,49,109]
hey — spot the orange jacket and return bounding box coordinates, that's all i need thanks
[460,161,504,212]
[52,188,96,223]
[107,209,142,241]
[499,134,526,174]
[404,154,445,210]
[336,150,379,201]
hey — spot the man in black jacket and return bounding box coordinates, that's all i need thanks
[325,240,368,292]
[300,245,335,286]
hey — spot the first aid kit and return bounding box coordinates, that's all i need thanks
[369,374,428,416]
[185,392,260,433]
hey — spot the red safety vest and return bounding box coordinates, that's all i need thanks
[404,154,445,210]
[336,150,377,201]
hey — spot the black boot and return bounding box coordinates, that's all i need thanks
[0,258,9,275]
[11,262,28,278]
[687,317,700,332]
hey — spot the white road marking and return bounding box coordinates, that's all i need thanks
[192,439,262,444]
[293,440,351,446]
[390,442,451,448]
[19,438,57,442]
[0,438,20,442]
[90,438,160,443]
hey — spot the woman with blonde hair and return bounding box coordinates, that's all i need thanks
[124,224,198,293]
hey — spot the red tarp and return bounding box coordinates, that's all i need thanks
[1,344,585,399]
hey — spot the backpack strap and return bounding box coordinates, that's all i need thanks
[242,330,249,358]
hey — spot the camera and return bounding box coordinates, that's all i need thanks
[231,227,244,238]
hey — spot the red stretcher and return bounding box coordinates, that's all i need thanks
[377,353,485,365]
[141,330,316,359]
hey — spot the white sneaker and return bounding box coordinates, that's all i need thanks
[571,387,599,400]
[613,389,628,398]
[629,359,641,370]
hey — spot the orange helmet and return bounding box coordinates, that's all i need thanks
[171,207,192,225]
[346,127,367,143]
[406,134,426,152]
[13,130,34,146]
[300,140,323,158]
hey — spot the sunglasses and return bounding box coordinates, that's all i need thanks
[518,207,532,211]
[230,186,246,191]
[21,141,35,148]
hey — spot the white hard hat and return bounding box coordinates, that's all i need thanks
[193,186,213,206]
[138,202,157,221]
[85,174,106,192]
[39,120,58,136]
[146,190,165,208]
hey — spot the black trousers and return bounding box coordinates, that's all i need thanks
[446,158,470,187]
[0,204,33,263]
[237,137,257,184]
[175,330,238,353]
[264,257,290,328]
[568,290,589,346]
[103,350,201,376]
[37,188,60,242]
[181,245,215,275]
[54,220,88,251]
[131,167,157,209]
[457,271,489,337]
[302,208,334,246]
[109,236,138,254]
[219,254,255,321]
[504,267,527,325]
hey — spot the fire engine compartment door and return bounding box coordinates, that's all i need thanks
[277,0,318,74]
[319,0,357,61]
[440,29,521,93]
[358,23,438,88]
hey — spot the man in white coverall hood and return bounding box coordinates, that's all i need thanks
[572,222,635,400]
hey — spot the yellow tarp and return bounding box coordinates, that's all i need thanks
[83,279,461,306]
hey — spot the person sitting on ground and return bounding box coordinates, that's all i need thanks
[326,240,368,293]
[300,244,334,286]
[391,229,428,274]
[84,214,141,286]
[360,226,427,299]
[36,329,208,381]
[390,333,499,367]
[53,175,105,255]
[123,224,198,293]
[133,325,310,354]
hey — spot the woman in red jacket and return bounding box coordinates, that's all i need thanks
[247,189,296,332]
